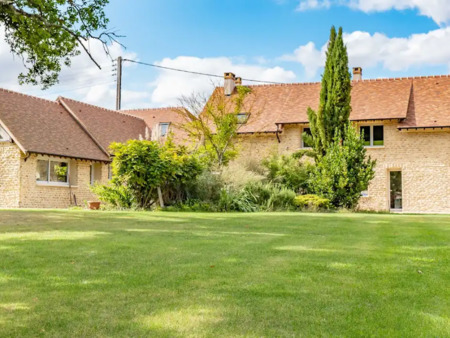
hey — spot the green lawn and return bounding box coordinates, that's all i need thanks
[0,210,449,337]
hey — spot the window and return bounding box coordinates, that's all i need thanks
[36,159,69,185]
[302,127,313,148]
[360,125,384,147]
[361,190,369,197]
[108,164,112,180]
[237,113,249,124]
[0,125,10,142]
[90,163,103,185]
[159,123,170,137]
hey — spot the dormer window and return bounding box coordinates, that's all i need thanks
[360,125,384,147]
[237,113,249,124]
[159,123,170,137]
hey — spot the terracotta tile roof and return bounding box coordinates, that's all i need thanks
[218,74,450,133]
[59,97,148,151]
[0,89,110,161]
[399,76,450,129]
[123,107,191,142]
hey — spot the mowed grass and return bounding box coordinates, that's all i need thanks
[0,210,449,337]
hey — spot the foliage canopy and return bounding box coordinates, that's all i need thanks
[0,0,117,88]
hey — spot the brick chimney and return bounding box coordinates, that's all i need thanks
[353,67,362,81]
[224,72,236,96]
[235,77,242,85]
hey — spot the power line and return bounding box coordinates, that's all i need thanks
[122,59,287,85]
[37,81,116,97]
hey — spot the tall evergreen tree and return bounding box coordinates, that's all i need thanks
[304,26,352,155]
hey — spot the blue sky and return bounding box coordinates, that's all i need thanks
[1,0,449,108]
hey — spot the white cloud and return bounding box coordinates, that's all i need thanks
[297,0,331,11]
[297,0,450,25]
[150,56,296,106]
[282,27,450,77]
[0,27,149,109]
[280,42,327,78]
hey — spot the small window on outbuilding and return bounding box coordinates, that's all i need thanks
[36,158,69,185]
[90,163,102,185]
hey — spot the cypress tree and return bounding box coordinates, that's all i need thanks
[305,26,352,155]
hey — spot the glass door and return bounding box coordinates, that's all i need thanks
[390,171,402,210]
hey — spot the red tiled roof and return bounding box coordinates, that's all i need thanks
[59,97,148,151]
[399,76,450,129]
[123,107,192,142]
[0,89,110,161]
[217,74,450,133]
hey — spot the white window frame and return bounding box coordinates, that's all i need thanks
[159,122,170,137]
[90,163,103,185]
[236,113,250,124]
[0,124,11,142]
[36,156,70,187]
[108,164,112,180]
[90,164,95,185]
[301,126,312,149]
[360,124,384,148]
[361,190,369,198]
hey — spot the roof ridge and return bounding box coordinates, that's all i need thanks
[357,74,450,82]
[0,87,60,105]
[242,73,450,88]
[247,81,320,88]
[120,106,182,111]
[58,96,146,122]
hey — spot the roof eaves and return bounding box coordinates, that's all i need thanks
[28,150,111,162]
[0,117,28,154]
[397,125,450,131]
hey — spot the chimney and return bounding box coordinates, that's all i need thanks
[235,77,242,86]
[224,72,236,96]
[353,67,362,81]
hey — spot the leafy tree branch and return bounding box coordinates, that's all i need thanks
[0,0,121,88]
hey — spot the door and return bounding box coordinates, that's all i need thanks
[390,171,402,210]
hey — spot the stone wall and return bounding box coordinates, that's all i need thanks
[19,154,110,209]
[359,122,450,213]
[235,122,450,213]
[0,142,21,208]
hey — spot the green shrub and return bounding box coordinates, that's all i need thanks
[262,153,312,193]
[221,164,265,189]
[217,186,258,212]
[308,125,376,209]
[91,183,134,210]
[187,170,224,203]
[244,181,296,211]
[93,140,204,209]
[294,194,330,211]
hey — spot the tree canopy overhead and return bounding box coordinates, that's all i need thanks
[0,0,119,88]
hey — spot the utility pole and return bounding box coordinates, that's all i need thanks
[115,56,122,110]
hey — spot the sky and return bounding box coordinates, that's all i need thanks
[0,0,449,109]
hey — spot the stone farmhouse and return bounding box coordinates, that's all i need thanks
[0,69,449,213]
[0,89,184,208]
[221,70,450,213]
